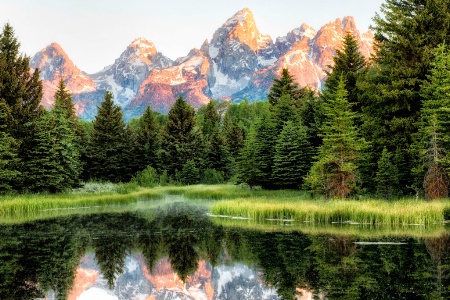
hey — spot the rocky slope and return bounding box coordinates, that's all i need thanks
[47,254,282,300]
[32,8,374,120]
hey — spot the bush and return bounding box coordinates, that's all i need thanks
[179,160,200,185]
[201,168,225,184]
[115,181,139,194]
[134,166,159,188]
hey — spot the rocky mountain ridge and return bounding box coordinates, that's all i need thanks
[30,8,374,120]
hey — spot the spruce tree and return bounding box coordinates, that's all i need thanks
[411,44,450,197]
[268,68,302,106]
[0,23,44,189]
[135,105,160,171]
[306,76,365,198]
[53,79,81,188]
[0,100,19,193]
[360,0,450,193]
[200,100,230,178]
[272,121,313,189]
[253,110,277,189]
[88,91,128,182]
[237,125,260,190]
[26,112,66,193]
[375,147,399,199]
[179,160,200,185]
[323,33,366,113]
[160,96,196,177]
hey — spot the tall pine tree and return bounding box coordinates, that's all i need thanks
[160,96,196,178]
[306,76,365,198]
[323,33,366,117]
[0,100,19,193]
[360,0,450,193]
[0,23,43,189]
[88,91,128,182]
[272,121,313,189]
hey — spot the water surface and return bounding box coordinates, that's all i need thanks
[0,202,449,299]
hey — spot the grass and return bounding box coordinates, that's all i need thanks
[2,183,450,229]
[210,197,450,226]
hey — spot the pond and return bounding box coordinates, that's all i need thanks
[0,202,449,300]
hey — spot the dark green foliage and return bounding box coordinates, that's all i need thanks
[268,68,302,106]
[0,100,19,193]
[272,93,298,134]
[200,100,230,178]
[88,91,129,182]
[272,121,313,189]
[237,125,260,189]
[412,44,450,198]
[360,0,450,193]
[323,33,366,116]
[201,168,225,184]
[306,76,365,198]
[179,159,200,185]
[253,111,277,189]
[160,96,196,177]
[134,165,159,187]
[134,106,160,171]
[25,107,80,193]
[0,23,43,190]
[375,147,399,199]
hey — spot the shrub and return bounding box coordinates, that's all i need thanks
[134,166,159,188]
[201,168,225,184]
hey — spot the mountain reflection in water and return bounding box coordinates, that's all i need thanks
[0,203,449,300]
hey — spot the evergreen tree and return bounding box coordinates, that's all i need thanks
[323,33,366,114]
[179,160,200,185]
[375,147,399,199]
[237,125,260,190]
[200,100,230,177]
[253,110,277,189]
[88,91,128,182]
[272,93,299,134]
[360,0,450,193]
[25,112,66,193]
[134,106,160,171]
[410,44,450,198]
[0,100,19,193]
[160,96,196,177]
[272,121,313,189]
[268,68,303,106]
[52,80,81,188]
[306,76,365,198]
[0,23,44,189]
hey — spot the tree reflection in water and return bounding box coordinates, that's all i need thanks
[0,203,449,299]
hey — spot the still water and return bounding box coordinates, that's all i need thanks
[0,202,449,300]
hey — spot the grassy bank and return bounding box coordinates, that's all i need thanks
[2,184,450,227]
[210,197,450,226]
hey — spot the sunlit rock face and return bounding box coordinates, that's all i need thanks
[48,254,279,300]
[30,43,96,109]
[33,9,374,119]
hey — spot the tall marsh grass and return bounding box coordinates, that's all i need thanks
[211,198,450,226]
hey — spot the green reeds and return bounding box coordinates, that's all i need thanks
[0,188,162,220]
[210,198,450,226]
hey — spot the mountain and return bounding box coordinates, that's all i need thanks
[30,43,96,109]
[47,254,282,300]
[32,8,374,120]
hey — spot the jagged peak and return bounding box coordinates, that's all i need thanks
[292,23,317,39]
[130,37,156,51]
[224,8,255,28]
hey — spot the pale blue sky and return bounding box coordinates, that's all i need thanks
[0,0,384,73]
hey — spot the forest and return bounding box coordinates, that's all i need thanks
[2,0,450,201]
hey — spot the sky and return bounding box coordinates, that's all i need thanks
[0,0,384,74]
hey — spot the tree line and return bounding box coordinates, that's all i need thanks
[2,0,450,199]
